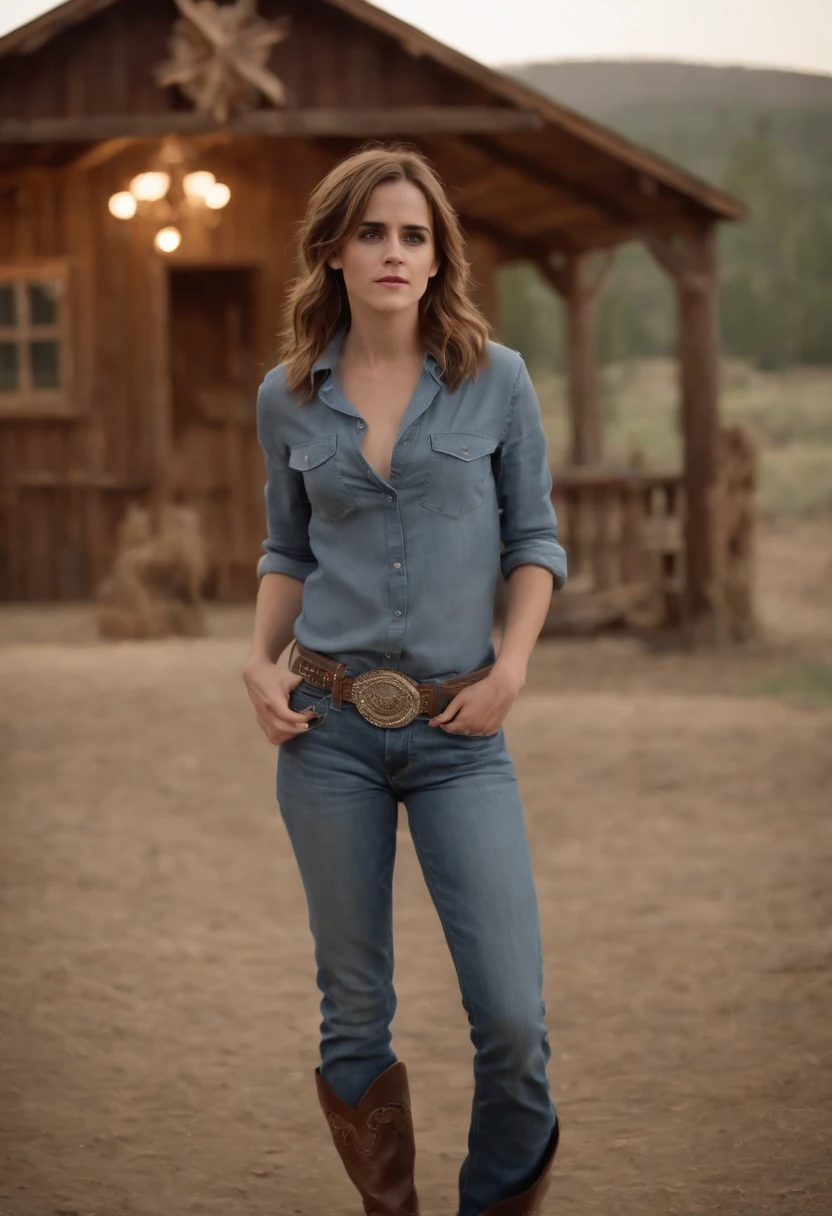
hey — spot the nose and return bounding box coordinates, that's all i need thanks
[383,239,405,264]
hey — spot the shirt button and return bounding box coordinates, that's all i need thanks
[357,421,364,429]
[385,494,393,502]
[402,440,409,446]
[393,562,401,569]
[461,445,468,454]
[304,454,310,463]
[385,653,393,659]
[394,610,402,617]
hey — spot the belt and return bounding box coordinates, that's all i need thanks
[289,641,493,728]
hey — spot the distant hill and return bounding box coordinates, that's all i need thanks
[507,61,832,191]
[497,61,832,371]
[508,61,832,113]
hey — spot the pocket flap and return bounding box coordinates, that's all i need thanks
[288,434,337,471]
[429,432,498,461]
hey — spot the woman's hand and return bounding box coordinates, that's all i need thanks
[428,662,525,737]
[243,658,318,745]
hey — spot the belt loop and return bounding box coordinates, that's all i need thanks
[331,661,346,709]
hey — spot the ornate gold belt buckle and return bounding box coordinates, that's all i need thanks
[351,669,421,728]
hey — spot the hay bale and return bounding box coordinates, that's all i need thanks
[94,503,208,640]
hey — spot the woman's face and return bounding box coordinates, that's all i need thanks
[329,180,440,316]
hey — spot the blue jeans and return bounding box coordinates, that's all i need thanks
[276,681,557,1216]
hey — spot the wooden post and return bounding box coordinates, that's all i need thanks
[64,163,106,594]
[645,223,721,636]
[565,253,601,466]
[147,255,173,532]
[465,232,501,333]
[539,251,614,468]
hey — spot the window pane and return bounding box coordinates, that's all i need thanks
[29,280,61,326]
[0,284,16,327]
[30,341,60,388]
[0,342,19,391]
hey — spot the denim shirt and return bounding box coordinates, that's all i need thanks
[256,332,567,687]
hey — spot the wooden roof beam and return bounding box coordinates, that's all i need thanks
[0,107,545,144]
[463,134,636,227]
[460,212,574,264]
[0,0,746,221]
[68,137,136,170]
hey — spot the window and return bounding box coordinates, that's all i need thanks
[0,264,71,414]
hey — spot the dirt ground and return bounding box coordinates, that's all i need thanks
[1,519,831,1216]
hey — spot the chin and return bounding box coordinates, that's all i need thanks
[363,292,418,313]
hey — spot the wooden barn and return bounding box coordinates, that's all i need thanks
[0,0,749,638]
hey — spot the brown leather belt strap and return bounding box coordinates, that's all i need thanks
[290,642,492,719]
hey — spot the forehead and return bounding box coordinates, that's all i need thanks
[361,179,432,225]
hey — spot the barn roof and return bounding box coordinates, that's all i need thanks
[0,0,746,253]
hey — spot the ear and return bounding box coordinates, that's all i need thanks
[327,253,342,270]
[428,259,440,279]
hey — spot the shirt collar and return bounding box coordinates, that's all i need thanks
[424,352,444,384]
[310,327,445,386]
[310,327,348,382]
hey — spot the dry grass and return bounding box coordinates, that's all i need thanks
[536,359,832,518]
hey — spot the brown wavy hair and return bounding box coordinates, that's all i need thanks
[279,145,490,399]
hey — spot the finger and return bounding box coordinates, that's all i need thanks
[429,695,463,726]
[269,721,311,745]
[438,714,470,733]
[274,704,317,726]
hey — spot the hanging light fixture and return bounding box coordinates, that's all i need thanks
[154,226,182,254]
[129,171,171,202]
[204,182,231,210]
[183,170,216,200]
[108,191,138,219]
[108,138,231,250]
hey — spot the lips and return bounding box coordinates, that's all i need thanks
[376,277,408,284]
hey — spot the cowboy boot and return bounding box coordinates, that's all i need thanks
[476,1121,559,1216]
[315,1061,420,1215]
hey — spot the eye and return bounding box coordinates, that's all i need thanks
[360,230,380,240]
[405,233,426,243]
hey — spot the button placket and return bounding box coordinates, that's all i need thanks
[383,508,407,664]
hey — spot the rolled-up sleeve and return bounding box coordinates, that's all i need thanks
[497,358,567,588]
[255,376,317,582]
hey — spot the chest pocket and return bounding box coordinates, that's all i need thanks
[421,432,499,519]
[288,434,356,522]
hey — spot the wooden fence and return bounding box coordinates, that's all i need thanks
[542,425,756,638]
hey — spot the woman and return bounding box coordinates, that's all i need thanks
[243,145,567,1216]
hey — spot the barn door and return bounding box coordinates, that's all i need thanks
[167,266,260,599]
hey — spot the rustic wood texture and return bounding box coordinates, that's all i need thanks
[156,0,292,122]
[0,0,745,258]
[0,137,330,600]
[0,0,746,626]
[709,425,758,643]
[542,251,615,467]
[0,108,548,143]
[645,224,722,636]
[2,0,747,221]
[464,232,501,332]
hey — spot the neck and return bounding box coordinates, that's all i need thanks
[342,304,423,367]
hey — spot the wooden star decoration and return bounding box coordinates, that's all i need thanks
[156,0,291,124]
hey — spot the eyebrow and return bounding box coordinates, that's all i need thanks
[358,221,431,234]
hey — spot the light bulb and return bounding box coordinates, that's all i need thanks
[204,182,231,210]
[108,191,137,219]
[154,226,181,254]
[130,172,170,202]
[183,171,216,200]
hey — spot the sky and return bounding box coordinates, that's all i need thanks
[1,0,831,76]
